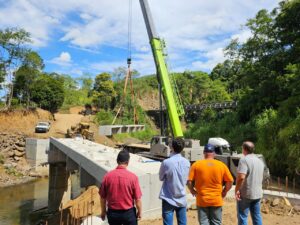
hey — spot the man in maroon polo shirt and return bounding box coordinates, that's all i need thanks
[100,150,142,225]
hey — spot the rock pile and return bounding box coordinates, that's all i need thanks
[261,197,300,216]
[0,132,27,162]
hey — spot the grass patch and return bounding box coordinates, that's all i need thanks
[5,167,23,177]
[0,154,4,164]
[114,127,157,142]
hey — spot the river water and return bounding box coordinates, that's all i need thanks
[0,178,48,225]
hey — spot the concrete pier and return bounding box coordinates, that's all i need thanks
[25,138,49,168]
[48,138,161,219]
[99,124,145,136]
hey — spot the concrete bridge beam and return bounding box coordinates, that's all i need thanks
[80,167,96,188]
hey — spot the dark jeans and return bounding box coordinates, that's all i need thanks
[107,207,137,225]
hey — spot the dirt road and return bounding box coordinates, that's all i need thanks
[140,200,300,225]
[34,113,83,138]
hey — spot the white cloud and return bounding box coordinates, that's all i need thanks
[0,0,280,74]
[91,52,156,75]
[192,48,225,71]
[50,52,72,66]
[0,0,59,47]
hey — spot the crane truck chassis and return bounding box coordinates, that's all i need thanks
[121,137,270,183]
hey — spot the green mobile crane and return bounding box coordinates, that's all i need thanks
[138,0,203,160]
[136,0,270,183]
[139,0,184,138]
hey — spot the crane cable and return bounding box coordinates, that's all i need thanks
[127,0,138,124]
[127,0,132,65]
[112,0,137,125]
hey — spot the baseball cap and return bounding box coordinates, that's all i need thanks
[204,143,215,153]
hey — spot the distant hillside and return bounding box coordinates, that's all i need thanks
[115,71,231,111]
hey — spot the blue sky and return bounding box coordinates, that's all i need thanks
[0,0,279,79]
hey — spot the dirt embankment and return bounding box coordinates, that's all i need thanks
[137,91,160,110]
[0,108,53,136]
[0,107,115,187]
[0,108,85,187]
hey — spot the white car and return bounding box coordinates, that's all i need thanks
[35,122,51,133]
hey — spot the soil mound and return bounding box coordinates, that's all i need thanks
[0,108,53,135]
[261,197,300,216]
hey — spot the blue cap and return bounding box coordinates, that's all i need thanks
[204,144,215,153]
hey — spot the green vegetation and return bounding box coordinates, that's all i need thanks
[92,73,116,110]
[0,28,31,108]
[113,127,157,142]
[30,74,65,113]
[0,154,4,164]
[14,51,44,108]
[94,110,115,125]
[5,167,23,177]
[60,74,93,110]
[187,0,300,178]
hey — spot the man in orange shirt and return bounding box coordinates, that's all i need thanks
[187,144,233,225]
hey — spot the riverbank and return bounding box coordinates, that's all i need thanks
[0,163,48,188]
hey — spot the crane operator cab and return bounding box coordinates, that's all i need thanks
[208,137,234,155]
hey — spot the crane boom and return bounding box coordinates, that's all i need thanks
[139,0,184,137]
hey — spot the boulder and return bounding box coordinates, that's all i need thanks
[14,145,25,152]
[3,163,13,169]
[14,150,25,157]
[261,203,269,214]
[16,141,26,147]
[8,151,15,157]
[2,146,12,153]
[271,198,280,207]
[29,171,42,178]
[282,197,291,207]
[14,156,21,161]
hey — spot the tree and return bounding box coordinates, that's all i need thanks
[0,28,31,108]
[92,73,116,110]
[210,0,300,122]
[112,66,140,82]
[77,73,93,92]
[31,73,64,113]
[14,51,44,108]
[202,0,300,178]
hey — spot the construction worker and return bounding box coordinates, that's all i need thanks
[235,141,264,225]
[100,150,142,225]
[159,137,190,225]
[187,144,233,225]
